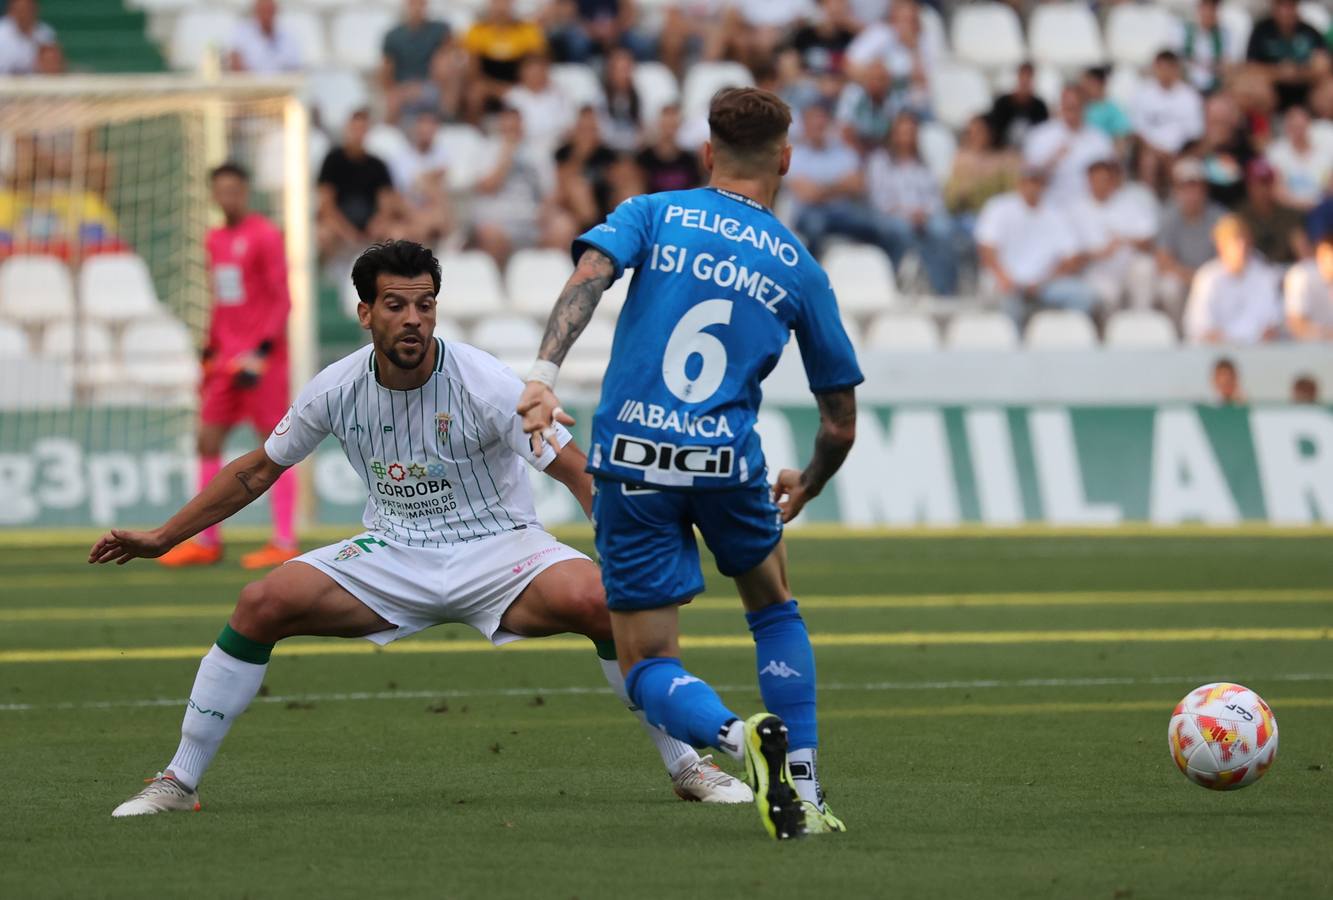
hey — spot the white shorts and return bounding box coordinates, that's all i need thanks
[292,527,590,646]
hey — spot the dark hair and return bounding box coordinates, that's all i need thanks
[1083,66,1110,84]
[708,87,792,162]
[351,240,441,304]
[1293,374,1318,395]
[1155,49,1180,65]
[1213,357,1237,375]
[209,162,250,183]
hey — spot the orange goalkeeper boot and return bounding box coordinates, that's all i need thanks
[157,540,223,568]
[240,542,299,570]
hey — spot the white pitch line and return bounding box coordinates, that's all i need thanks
[3,672,1331,714]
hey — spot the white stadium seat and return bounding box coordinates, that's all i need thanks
[435,318,467,344]
[1024,309,1098,349]
[562,318,616,386]
[1219,4,1254,54]
[918,120,958,184]
[506,249,573,318]
[470,315,543,370]
[866,312,941,352]
[681,62,754,121]
[437,251,506,320]
[0,255,75,324]
[1107,65,1144,109]
[1029,3,1106,72]
[595,268,634,320]
[1104,309,1178,348]
[930,63,993,131]
[633,62,681,126]
[120,317,199,388]
[330,8,396,72]
[436,124,488,191]
[1105,4,1178,68]
[944,311,1020,350]
[365,123,410,164]
[278,10,328,68]
[951,3,1026,72]
[79,254,163,323]
[40,320,116,360]
[306,68,370,135]
[169,10,239,71]
[550,64,606,111]
[0,320,29,358]
[1300,2,1331,32]
[822,244,898,316]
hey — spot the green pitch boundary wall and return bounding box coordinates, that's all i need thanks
[1,405,1331,528]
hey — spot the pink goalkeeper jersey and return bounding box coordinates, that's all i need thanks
[204,212,290,360]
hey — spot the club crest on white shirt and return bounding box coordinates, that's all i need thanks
[436,412,453,444]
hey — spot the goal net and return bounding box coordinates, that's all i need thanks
[0,76,312,529]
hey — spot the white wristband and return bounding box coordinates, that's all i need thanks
[525,360,560,388]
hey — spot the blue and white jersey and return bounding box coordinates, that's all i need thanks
[575,186,863,490]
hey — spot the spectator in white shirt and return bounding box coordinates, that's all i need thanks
[1070,158,1159,313]
[1267,105,1333,212]
[1184,215,1282,344]
[228,0,303,74]
[1023,85,1116,208]
[1283,231,1333,340]
[387,109,452,245]
[0,0,59,75]
[1131,51,1204,194]
[975,165,1097,322]
[506,54,576,154]
[844,0,938,116]
[787,102,898,261]
[866,112,959,294]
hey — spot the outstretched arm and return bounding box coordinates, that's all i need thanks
[772,388,857,523]
[543,440,594,519]
[88,448,288,565]
[517,247,617,450]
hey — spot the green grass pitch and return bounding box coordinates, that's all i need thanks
[2,528,1331,899]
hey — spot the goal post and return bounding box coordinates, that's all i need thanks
[0,74,314,530]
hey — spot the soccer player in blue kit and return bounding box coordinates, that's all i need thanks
[518,88,862,840]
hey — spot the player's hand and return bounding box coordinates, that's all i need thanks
[231,353,266,389]
[88,528,172,566]
[517,381,575,455]
[772,468,815,524]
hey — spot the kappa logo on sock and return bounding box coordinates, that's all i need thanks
[759,659,803,678]
[186,698,225,720]
[667,675,702,696]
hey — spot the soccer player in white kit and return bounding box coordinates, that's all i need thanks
[90,240,750,816]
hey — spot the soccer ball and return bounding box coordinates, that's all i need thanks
[1168,682,1278,790]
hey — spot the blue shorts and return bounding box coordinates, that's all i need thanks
[592,477,784,611]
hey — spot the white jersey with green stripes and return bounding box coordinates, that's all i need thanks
[264,338,571,547]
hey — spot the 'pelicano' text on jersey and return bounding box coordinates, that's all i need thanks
[574,187,863,490]
[264,339,571,546]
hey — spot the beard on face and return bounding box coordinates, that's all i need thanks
[377,330,427,370]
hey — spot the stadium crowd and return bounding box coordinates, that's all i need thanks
[4,0,1333,347]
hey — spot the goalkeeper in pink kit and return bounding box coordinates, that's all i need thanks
[159,163,298,569]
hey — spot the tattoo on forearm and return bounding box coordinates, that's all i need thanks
[802,389,858,495]
[538,249,615,366]
[235,469,262,499]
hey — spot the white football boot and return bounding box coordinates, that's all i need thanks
[111,772,201,818]
[671,755,755,803]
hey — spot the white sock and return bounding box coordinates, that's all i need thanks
[597,657,700,777]
[166,645,267,790]
[719,719,745,762]
[789,747,824,809]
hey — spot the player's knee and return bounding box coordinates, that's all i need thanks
[233,579,296,641]
[569,579,610,639]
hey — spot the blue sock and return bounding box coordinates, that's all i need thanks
[747,599,817,751]
[625,657,739,750]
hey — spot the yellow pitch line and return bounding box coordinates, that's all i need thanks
[3,627,1331,664]
[5,589,1333,624]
